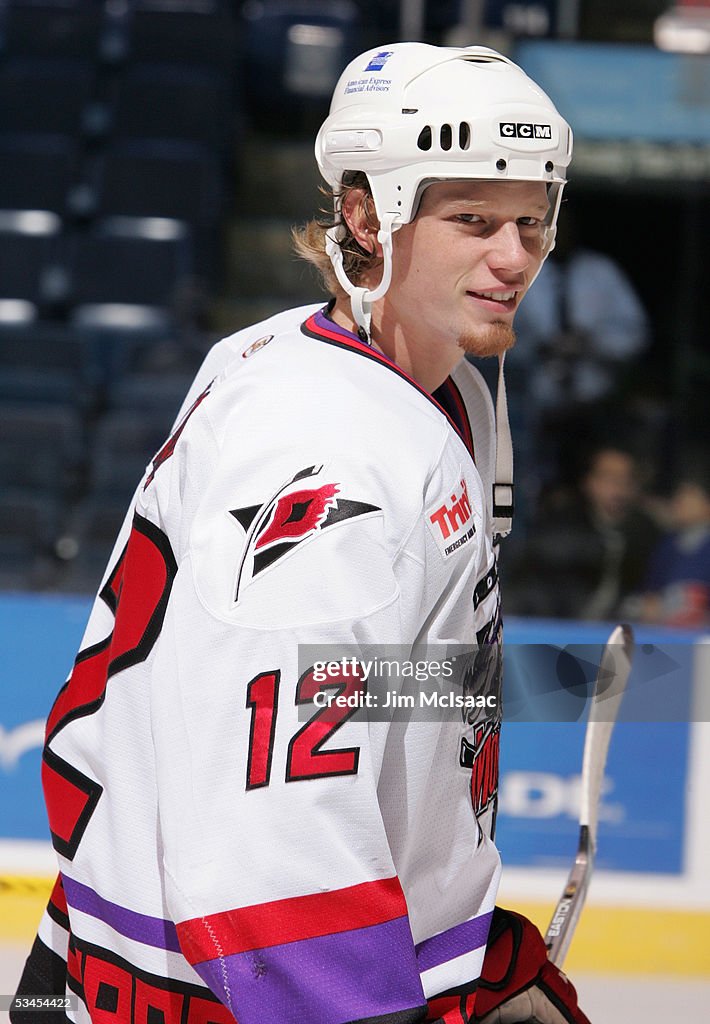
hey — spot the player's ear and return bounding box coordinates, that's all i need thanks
[341,188,382,257]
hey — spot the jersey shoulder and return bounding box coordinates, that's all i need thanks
[175,302,324,416]
[203,313,454,476]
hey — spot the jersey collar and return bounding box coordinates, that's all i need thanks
[301,306,475,461]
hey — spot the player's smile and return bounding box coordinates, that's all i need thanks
[465,288,519,313]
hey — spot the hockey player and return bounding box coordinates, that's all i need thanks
[15,44,588,1024]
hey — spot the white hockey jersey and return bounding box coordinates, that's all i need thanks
[20,304,504,1024]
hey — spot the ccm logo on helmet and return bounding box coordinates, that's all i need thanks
[499,122,552,139]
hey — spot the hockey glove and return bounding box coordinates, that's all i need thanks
[473,907,591,1024]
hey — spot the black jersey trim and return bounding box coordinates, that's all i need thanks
[435,376,475,462]
[47,897,71,934]
[10,934,72,1024]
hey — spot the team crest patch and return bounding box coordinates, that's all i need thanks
[426,477,476,558]
[242,335,273,359]
[230,465,380,601]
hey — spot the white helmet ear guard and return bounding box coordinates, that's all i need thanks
[325,213,396,339]
[315,41,572,332]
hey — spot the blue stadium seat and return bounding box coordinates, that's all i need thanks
[0,134,78,217]
[0,323,95,407]
[2,2,103,60]
[111,62,233,152]
[68,218,194,331]
[0,57,95,136]
[92,140,225,276]
[0,401,84,496]
[0,211,67,322]
[97,140,223,224]
[241,0,363,131]
[0,488,61,590]
[127,4,237,68]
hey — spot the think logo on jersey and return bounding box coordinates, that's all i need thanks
[428,479,476,557]
[230,466,381,600]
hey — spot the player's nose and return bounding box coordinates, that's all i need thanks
[487,222,530,274]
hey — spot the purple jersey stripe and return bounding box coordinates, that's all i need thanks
[313,306,360,342]
[415,910,493,974]
[193,915,425,1024]
[312,308,401,370]
[62,874,181,953]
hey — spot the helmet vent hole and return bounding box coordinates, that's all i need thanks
[545,160,554,172]
[459,122,471,150]
[417,126,432,151]
[439,124,452,151]
[496,158,507,171]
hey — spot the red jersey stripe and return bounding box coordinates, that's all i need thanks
[51,873,68,916]
[427,990,477,1022]
[177,875,408,964]
[66,940,82,986]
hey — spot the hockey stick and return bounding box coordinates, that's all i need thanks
[544,623,635,966]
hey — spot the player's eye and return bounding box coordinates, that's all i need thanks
[518,216,541,227]
[455,213,483,224]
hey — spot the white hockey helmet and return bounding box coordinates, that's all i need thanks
[315,42,573,331]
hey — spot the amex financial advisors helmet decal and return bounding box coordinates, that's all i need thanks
[315,42,573,329]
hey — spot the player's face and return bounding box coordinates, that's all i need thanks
[384,179,549,359]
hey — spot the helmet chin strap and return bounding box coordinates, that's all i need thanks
[493,351,514,538]
[325,213,397,343]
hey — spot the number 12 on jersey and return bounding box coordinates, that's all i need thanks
[245,666,365,789]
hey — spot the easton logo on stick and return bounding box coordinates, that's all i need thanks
[230,466,380,600]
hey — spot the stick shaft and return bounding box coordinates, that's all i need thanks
[544,625,634,965]
[545,825,591,965]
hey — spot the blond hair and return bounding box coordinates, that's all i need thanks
[292,172,382,296]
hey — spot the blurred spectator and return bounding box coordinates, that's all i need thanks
[505,446,661,620]
[638,461,710,629]
[503,209,651,501]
